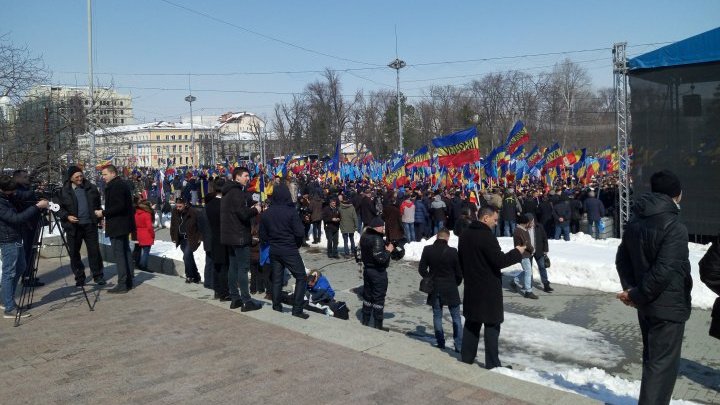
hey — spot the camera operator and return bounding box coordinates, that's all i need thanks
[54,166,106,287]
[13,169,45,287]
[0,175,49,318]
[359,217,393,330]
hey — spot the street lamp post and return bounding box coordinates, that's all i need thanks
[388,58,406,154]
[185,94,196,166]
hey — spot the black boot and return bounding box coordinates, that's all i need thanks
[543,282,554,293]
[361,311,371,326]
[374,319,389,332]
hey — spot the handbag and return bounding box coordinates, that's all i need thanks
[419,277,434,294]
[543,254,551,268]
[419,246,448,294]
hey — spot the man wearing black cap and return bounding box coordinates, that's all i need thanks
[616,169,691,405]
[55,166,105,286]
[359,217,394,330]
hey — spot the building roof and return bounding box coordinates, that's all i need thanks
[92,121,213,136]
[628,27,720,71]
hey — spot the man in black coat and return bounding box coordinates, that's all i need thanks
[259,183,309,319]
[458,206,525,369]
[359,217,394,330]
[322,198,341,258]
[616,170,692,405]
[220,167,262,312]
[552,193,572,241]
[206,178,229,301]
[418,228,463,351]
[55,166,105,287]
[99,165,136,294]
[359,189,378,227]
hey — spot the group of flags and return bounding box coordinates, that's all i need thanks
[83,119,625,201]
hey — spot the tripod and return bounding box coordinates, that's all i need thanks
[14,203,97,326]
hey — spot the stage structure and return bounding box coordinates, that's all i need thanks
[623,27,720,239]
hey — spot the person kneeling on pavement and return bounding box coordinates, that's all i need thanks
[360,217,394,330]
[307,270,335,304]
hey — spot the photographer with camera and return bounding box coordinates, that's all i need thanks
[54,166,106,287]
[13,169,46,288]
[0,175,49,318]
[359,217,393,330]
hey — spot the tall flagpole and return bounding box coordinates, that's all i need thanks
[88,0,96,179]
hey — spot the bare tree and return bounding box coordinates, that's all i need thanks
[0,36,50,102]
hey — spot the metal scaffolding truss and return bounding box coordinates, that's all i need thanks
[613,42,631,236]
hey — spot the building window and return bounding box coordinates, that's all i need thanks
[156,136,160,140]
[121,119,124,123]
[120,110,124,115]
[120,101,123,106]
[172,146,176,152]
[185,145,189,152]
[157,147,161,154]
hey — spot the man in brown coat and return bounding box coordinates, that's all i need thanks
[170,197,201,283]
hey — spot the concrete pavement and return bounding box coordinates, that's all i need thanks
[0,254,595,405]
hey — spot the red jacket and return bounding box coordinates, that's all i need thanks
[134,207,155,247]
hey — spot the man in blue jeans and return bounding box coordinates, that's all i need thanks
[0,175,49,318]
[418,228,463,351]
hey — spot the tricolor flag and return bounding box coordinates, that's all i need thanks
[562,148,586,167]
[505,120,530,154]
[406,145,431,168]
[432,126,480,167]
[544,143,564,168]
[95,155,114,170]
[526,145,543,168]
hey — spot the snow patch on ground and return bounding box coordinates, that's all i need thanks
[493,366,699,405]
[403,232,714,309]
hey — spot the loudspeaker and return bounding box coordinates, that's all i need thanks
[683,94,702,117]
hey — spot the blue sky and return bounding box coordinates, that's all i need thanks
[5,0,719,123]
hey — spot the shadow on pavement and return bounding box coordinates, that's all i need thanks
[679,358,720,392]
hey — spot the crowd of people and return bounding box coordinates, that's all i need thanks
[0,162,699,405]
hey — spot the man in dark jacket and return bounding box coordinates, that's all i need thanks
[616,170,691,405]
[99,165,136,294]
[359,189,378,228]
[418,228,463,352]
[55,166,105,287]
[220,167,262,312]
[359,217,394,330]
[537,194,554,237]
[501,189,521,236]
[458,206,525,369]
[308,194,324,244]
[206,178,229,301]
[170,198,201,284]
[13,169,45,288]
[583,191,606,239]
[552,193,572,241]
[414,195,430,242]
[322,198,341,258]
[259,183,309,319]
[0,176,48,318]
